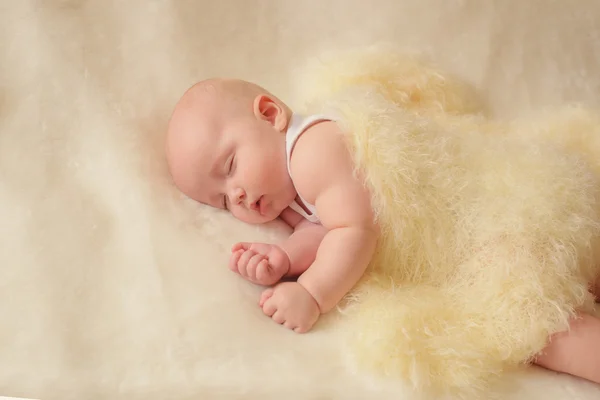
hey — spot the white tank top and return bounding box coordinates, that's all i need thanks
[285,113,333,224]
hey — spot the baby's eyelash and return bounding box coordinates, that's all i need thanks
[222,195,228,210]
[228,154,235,174]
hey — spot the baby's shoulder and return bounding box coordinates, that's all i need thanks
[289,120,347,175]
[293,119,342,148]
[289,120,355,203]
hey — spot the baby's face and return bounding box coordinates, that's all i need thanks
[167,91,297,224]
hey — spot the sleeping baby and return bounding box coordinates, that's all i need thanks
[165,78,378,334]
[165,76,600,386]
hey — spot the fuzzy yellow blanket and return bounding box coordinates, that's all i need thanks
[293,48,600,395]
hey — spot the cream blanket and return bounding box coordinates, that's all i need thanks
[1,1,600,399]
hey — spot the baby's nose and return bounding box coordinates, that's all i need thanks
[231,187,246,204]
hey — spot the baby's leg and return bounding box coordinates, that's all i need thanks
[534,313,600,384]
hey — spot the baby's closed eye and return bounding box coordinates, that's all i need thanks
[227,153,236,176]
[222,153,236,210]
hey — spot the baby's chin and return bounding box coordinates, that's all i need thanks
[234,211,279,225]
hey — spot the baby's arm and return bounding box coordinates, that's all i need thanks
[260,121,378,332]
[292,121,378,313]
[259,121,378,332]
[278,208,327,277]
[230,208,326,285]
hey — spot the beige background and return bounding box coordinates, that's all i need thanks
[1,0,600,399]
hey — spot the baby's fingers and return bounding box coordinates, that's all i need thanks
[271,310,285,325]
[283,320,297,331]
[246,254,266,281]
[231,242,251,252]
[237,250,256,277]
[259,288,274,308]
[229,249,244,272]
[255,260,274,283]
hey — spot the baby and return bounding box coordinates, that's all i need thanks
[165,78,378,333]
[165,78,600,384]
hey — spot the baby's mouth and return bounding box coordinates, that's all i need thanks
[256,196,264,214]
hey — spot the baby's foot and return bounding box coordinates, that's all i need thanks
[229,242,290,286]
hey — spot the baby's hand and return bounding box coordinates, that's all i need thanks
[229,242,290,286]
[259,281,321,333]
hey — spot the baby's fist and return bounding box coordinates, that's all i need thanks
[259,282,321,333]
[229,242,290,286]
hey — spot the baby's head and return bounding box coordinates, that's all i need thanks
[166,78,297,224]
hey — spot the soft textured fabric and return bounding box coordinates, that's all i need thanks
[1,1,600,399]
[294,47,600,397]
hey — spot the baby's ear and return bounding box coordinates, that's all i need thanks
[253,95,287,132]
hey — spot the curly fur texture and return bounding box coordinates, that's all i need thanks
[293,47,600,396]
